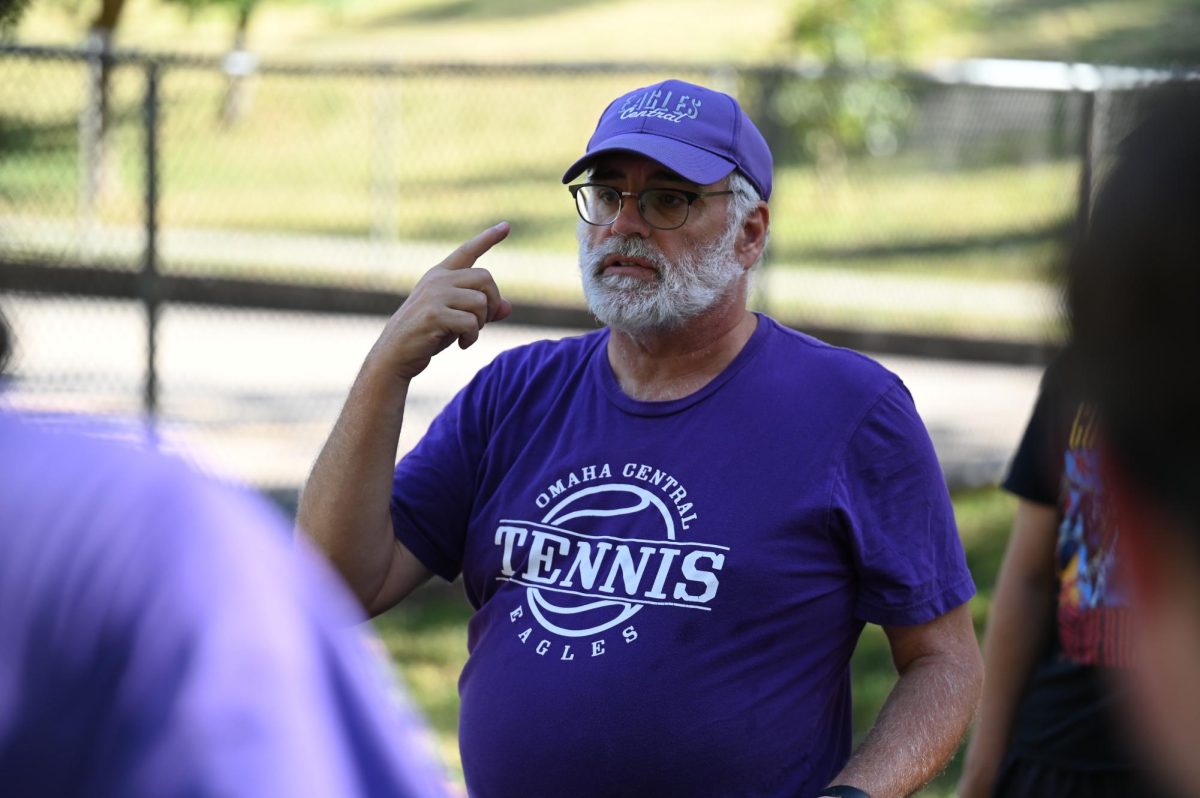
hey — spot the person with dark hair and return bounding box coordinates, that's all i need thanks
[1066,81,1200,798]
[959,348,1170,798]
[300,79,983,798]
[0,310,451,797]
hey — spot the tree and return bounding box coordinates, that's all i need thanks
[85,0,129,142]
[780,0,976,183]
[157,0,257,126]
[0,0,34,34]
[164,0,261,126]
[78,0,129,234]
[218,0,259,127]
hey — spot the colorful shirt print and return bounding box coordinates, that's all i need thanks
[1056,402,1132,668]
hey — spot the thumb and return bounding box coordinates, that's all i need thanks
[493,298,513,323]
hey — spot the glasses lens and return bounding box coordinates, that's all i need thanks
[640,189,690,229]
[577,185,622,225]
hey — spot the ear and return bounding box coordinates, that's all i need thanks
[735,202,769,271]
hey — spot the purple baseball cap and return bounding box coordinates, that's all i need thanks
[562,79,773,200]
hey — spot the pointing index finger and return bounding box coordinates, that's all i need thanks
[441,222,511,271]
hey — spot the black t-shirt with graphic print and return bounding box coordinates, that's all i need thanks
[1002,356,1139,771]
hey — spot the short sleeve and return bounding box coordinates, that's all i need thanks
[1002,364,1063,506]
[390,366,496,582]
[831,381,976,626]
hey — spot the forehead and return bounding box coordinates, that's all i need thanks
[587,153,694,185]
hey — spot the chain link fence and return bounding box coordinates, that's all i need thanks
[0,45,1184,490]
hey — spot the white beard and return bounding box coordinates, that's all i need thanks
[576,218,744,334]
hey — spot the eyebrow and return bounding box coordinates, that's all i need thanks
[589,165,695,186]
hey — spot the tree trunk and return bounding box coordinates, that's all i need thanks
[219,3,256,128]
[87,0,125,143]
[80,0,124,258]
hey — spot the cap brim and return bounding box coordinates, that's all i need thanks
[561,133,737,187]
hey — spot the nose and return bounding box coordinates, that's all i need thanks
[609,192,652,238]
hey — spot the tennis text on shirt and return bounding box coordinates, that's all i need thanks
[497,461,727,662]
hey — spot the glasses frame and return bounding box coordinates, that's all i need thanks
[568,183,735,231]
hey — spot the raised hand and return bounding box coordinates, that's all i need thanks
[370,222,513,381]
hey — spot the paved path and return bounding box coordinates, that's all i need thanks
[2,295,1042,492]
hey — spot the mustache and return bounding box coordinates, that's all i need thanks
[582,234,669,275]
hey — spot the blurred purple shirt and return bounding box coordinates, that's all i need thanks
[0,411,450,797]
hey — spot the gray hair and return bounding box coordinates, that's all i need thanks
[725,170,768,271]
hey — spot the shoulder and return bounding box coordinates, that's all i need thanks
[434,329,608,432]
[756,315,903,407]
[0,413,215,535]
[468,328,607,395]
[0,412,295,603]
[0,410,372,682]
[487,328,607,372]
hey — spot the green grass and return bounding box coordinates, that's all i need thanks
[1,64,1077,345]
[373,487,1018,795]
[14,0,1200,67]
[0,52,1078,241]
[372,586,475,773]
[0,62,1078,285]
[976,0,1200,67]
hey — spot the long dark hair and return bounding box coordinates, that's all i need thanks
[1067,81,1200,531]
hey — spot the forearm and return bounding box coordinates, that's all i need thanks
[829,648,981,798]
[958,500,1058,797]
[298,222,511,612]
[958,561,1055,793]
[297,354,410,609]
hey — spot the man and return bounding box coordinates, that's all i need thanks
[1066,83,1200,798]
[299,79,982,798]
[0,309,450,797]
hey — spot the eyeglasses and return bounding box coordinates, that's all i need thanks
[569,183,734,231]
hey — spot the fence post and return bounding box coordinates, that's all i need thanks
[141,61,161,428]
[371,73,400,244]
[77,32,109,265]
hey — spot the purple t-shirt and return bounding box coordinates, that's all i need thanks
[0,412,449,798]
[391,314,974,798]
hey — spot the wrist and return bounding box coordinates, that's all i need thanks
[359,349,416,391]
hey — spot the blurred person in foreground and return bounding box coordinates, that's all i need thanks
[300,78,982,798]
[1066,82,1200,798]
[959,346,1170,798]
[0,310,450,797]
